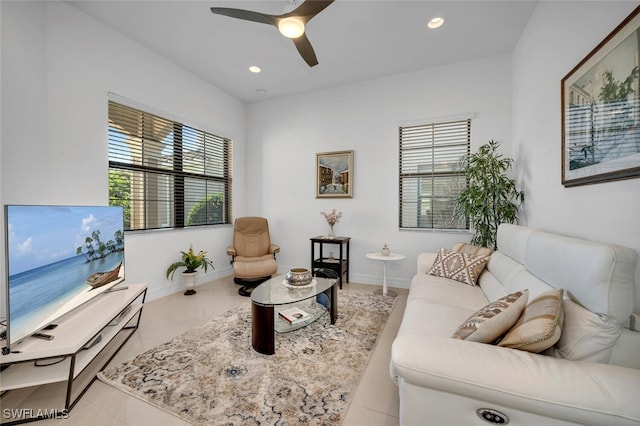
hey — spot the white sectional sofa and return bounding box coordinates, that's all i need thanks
[391,224,640,425]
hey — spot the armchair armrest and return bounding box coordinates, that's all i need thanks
[391,335,640,424]
[226,246,236,257]
[269,244,280,255]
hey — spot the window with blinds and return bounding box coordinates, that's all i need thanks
[399,119,470,230]
[108,101,232,231]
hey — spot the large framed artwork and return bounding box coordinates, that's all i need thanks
[561,6,640,187]
[316,150,354,198]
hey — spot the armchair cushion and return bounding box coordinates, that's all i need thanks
[228,217,279,282]
[233,254,277,279]
[233,217,274,258]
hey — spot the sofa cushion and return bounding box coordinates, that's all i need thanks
[451,290,529,343]
[499,288,564,353]
[428,248,490,286]
[545,293,621,362]
[397,298,479,339]
[409,274,490,312]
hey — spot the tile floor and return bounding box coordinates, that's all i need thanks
[2,276,408,426]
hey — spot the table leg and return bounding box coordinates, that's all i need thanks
[329,280,338,324]
[251,302,275,355]
[374,261,397,297]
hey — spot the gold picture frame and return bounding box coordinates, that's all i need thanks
[316,150,354,198]
[561,6,640,187]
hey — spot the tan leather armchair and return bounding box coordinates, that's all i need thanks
[227,216,280,296]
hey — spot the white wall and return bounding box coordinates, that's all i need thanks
[0,1,247,306]
[513,1,640,311]
[247,55,514,288]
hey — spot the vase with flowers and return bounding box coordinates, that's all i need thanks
[321,209,342,237]
[166,245,214,295]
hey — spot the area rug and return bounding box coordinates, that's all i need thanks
[98,290,396,425]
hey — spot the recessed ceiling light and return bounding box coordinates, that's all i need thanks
[256,88,268,95]
[427,17,444,29]
[249,65,261,73]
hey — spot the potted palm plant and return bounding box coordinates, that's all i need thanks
[454,140,524,250]
[166,245,214,295]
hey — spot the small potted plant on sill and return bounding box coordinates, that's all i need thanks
[166,245,214,296]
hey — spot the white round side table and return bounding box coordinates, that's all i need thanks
[366,252,405,297]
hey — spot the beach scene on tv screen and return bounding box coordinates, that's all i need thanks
[7,205,124,345]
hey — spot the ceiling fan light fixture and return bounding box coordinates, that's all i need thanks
[278,17,305,38]
[427,17,444,29]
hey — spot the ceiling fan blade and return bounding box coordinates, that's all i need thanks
[210,7,277,26]
[292,33,319,67]
[211,1,333,67]
[285,0,335,22]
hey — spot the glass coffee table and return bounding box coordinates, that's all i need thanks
[250,274,338,354]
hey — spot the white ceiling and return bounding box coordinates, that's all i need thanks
[67,0,538,103]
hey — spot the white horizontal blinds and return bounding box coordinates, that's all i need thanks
[399,119,470,229]
[108,101,232,230]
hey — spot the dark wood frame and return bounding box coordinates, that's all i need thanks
[561,6,640,187]
[316,150,354,198]
[310,236,350,290]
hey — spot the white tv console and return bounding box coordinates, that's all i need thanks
[0,283,147,425]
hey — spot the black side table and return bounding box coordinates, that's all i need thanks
[310,236,350,289]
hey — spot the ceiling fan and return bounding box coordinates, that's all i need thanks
[210,0,335,67]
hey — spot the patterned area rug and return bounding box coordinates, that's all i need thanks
[98,290,396,425]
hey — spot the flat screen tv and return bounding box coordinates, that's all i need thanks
[3,205,125,352]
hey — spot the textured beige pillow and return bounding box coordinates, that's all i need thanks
[452,242,493,258]
[452,290,529,343]
[545,294,621,362]
[428,248,490,286]
[499,288,564,353]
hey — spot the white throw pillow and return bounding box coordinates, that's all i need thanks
[545,293,621,362]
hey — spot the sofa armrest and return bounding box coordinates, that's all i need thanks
[269,244,280,255]
[226,246,236,257]
[391,335,640,423]
[417,252,437,275]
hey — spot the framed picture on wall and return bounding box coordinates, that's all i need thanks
[316,150,354,198]
[561,6,640,187]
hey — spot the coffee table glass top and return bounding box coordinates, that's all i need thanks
[251,274,336,306]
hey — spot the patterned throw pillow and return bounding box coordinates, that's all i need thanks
[428,248,490,286]
[452,290,529,343]
[498,288,564,353]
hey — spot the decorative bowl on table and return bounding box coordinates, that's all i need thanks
[285,268,313,286]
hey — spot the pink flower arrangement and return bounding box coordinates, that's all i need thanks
[321,209,342,226]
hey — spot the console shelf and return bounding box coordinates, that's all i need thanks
[0,283,147,424]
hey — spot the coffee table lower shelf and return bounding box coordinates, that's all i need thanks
[251,281,337,355]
